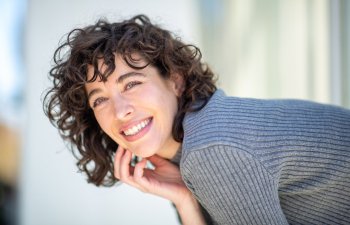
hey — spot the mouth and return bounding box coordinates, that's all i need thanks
[122,118,152,136]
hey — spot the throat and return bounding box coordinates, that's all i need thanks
[157,140,181,160]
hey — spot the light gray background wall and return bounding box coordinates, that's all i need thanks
[21,1,200,225]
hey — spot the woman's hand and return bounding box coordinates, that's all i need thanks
[113,146,207,225]
[113,145,189,205]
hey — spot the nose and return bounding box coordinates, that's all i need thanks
[112,93,133,120]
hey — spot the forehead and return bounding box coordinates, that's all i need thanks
[86,53,147,80]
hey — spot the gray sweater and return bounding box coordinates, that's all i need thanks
[172,90,350,225]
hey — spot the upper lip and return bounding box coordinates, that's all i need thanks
[119,117,152,134]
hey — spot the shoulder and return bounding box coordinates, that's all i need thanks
[180,144,263,172]
[182,90,260,151]
[182,90,350,153]
[182,89,281,154]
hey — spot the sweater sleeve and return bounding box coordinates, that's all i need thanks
[181,145,289,225]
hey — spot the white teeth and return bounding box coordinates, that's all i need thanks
[124,119,150,136]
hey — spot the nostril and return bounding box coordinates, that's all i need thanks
[113,96,134,120]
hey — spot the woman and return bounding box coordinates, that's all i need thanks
[44,15,350,225]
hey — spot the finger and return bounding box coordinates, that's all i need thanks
[133,159,149,192]
[134,159,175,200]
[119,151,145,190]
[113,145,125,179]
[134,159,148,179]
[119,150,133,182]
[148,154,170,167]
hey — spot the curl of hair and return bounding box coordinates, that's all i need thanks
[43,14,216,187]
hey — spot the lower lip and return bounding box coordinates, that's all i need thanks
[122,118,152,142]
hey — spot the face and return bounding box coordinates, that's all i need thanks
[85,54,183,159]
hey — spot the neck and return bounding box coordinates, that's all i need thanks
[157,140,181,159]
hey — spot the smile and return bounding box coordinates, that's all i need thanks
[123,118,151,136]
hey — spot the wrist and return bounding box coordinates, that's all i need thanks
[175,192,207,225]
[175,191,198,211]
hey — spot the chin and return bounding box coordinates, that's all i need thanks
[137,152,154,158]
[133,148,156,158]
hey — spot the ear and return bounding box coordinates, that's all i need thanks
[170,73,185,97]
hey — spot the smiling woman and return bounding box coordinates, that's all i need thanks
[43,15,215,188]
[85,54,183,159]
[43,14,350,225]
[43,14,215,225]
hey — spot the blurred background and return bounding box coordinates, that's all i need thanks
[0,0,349,224]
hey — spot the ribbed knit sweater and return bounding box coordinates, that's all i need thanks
[172,90,350,225]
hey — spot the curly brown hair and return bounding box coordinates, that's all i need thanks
[43,14,216,187]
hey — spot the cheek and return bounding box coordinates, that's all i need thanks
[94,111,112,134]
[165,98,178,119]
[158,91,179,127]
[163,90,179,115]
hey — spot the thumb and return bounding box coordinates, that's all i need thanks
[147,154,169,167]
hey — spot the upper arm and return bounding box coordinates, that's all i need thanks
[181,145,288,225]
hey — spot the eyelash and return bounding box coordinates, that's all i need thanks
[91,81,142,108]
[92,97,108,108]
[124,81,142,91]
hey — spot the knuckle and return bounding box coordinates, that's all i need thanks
[114,171,119,179]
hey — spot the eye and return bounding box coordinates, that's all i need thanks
[124,81,142,91]
[92,97,108,108]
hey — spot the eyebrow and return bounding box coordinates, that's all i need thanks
[87,88,102,102]
[87,72,146,102]
[117,72,146,83]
